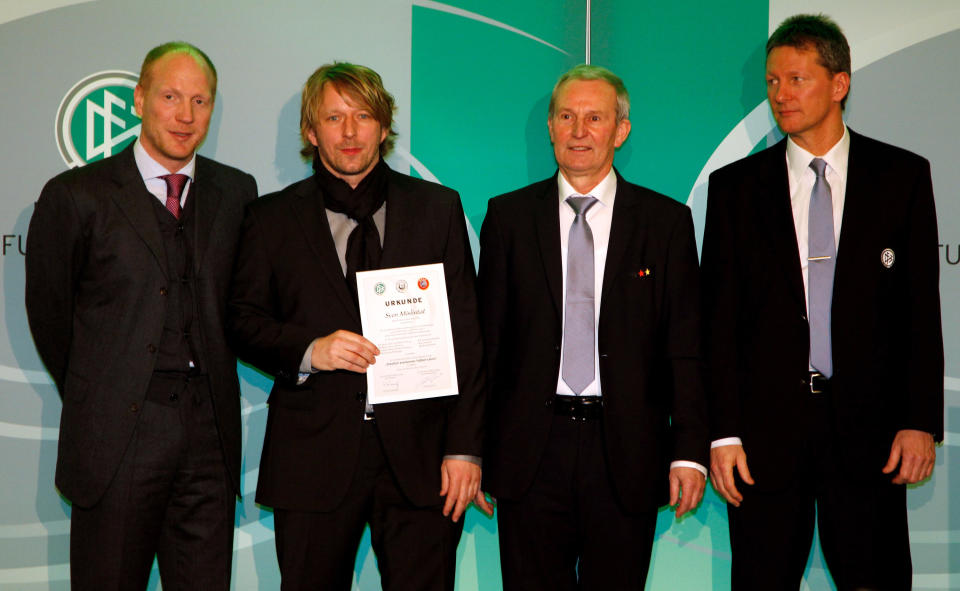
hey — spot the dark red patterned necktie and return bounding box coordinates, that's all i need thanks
[161,174,189,219]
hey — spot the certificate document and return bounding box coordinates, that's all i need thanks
[356,263,459,404]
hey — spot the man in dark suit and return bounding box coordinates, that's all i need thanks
[25,42,257,590]
[227,62,488,590]
[478,64,709,590]
[702,14,943,590]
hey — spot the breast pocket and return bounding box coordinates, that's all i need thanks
[619,266,657,309]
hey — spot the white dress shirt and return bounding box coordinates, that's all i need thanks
[133,138,196,204]
[711,126,850,451]
[787,125,849,319]
[555,169,705,476]
[555,169,615,397]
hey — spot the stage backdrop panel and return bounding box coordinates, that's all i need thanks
[0,1,956,589]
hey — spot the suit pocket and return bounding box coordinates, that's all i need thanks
[623,267,656,294]
[267,384,324,410]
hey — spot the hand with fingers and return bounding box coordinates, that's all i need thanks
[882,429,936,484]
[310,330,380,373]
[709,444,754,507]
[440,459,493,522]
[669,466,706,518]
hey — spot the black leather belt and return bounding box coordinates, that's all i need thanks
[552,395,603,420]
[806,371,831,394]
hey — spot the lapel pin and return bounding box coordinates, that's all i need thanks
[881,248,895,269]
[636,268,652,278]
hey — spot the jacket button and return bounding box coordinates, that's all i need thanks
[545,398,553,407]
[169,393,179,402]
[159,287,168,296]
[147,344,157,354]
[801,314,807,322]
[356,391,365,401]
[129,403,139,413]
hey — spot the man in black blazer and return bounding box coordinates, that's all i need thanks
[478,65,709,590]
[702,15,943,590]
[227,62,487,590]
[25,42,257,590]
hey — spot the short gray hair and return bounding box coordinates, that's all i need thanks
[548,64,630,122]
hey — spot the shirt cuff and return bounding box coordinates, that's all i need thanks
[711,437,743,448]
[443,454,482,468]
[670,460,707,477]
[297,339,321,385]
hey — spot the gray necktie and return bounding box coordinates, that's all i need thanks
[562,195,599,394]
[808,158,835,377]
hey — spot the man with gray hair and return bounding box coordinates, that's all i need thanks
[478,64,709,589]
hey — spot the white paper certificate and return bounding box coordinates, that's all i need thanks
[356,263,459,404]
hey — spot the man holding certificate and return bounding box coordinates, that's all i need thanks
[227,62,488,590]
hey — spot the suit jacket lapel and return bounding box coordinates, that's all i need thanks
[535,176,563,320]
[760,141,806,311]
[380,170,410,270]
[108,147,168,278]
[191,157,223,275]
[601,170,644,304]
[290,177,360,324]
[834,129,867,306]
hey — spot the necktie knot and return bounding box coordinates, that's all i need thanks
[161,174,189,200]
[809,157,828,178]
[566,195,597,217]
[160,174,189,220]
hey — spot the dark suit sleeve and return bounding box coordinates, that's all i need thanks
[903,158,944,441]
[227,204,318,382]
[663,205,710,467]
[476,199,507,399]
[441,196,486,456]
[700,170,741,441]
[25,176,86,394]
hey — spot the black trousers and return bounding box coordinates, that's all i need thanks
[70,374,235,591]
[497,414,658,591]
[728,394,912,591]
[273,419,464,591]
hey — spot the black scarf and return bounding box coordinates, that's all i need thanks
[313,156,389,304]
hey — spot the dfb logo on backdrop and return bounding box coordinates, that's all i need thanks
[55,71,140,168]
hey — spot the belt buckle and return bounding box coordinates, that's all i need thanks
[809,372,825,394]
[574,396,600,421]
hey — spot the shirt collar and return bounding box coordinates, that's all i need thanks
[557,167,617,209]
[786,124,850,181]
[133,137,196,182]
